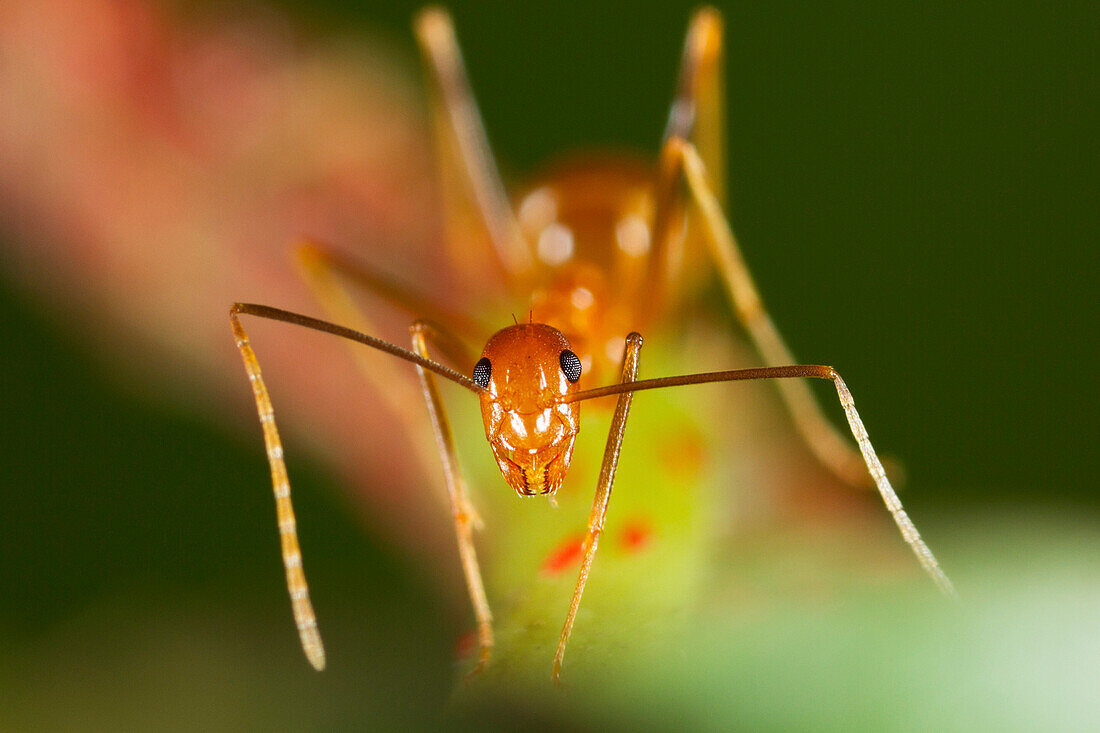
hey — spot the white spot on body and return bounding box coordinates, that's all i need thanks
[535,410,552,433]
[507,413,530,442]
[537,223,574,266]
[570,286,595,310]
[518,187,558,237]
[615,214,651,257]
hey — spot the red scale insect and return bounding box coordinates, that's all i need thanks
[230,6,954,683]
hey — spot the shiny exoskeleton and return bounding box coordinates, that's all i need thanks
[474,324,583,496]
[229,5,955,686]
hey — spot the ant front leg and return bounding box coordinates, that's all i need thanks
[230,305,326,671]
[409,319,493,677]
[660,136,898,490]
[552,333,644,684]
[231,303,486,671]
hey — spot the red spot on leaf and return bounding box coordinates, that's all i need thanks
[658,424,707,483]
[619,519,653,553]
[541,534,584,576]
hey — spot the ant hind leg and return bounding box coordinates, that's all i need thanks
[414,8,533,285]
[665,137,899,490]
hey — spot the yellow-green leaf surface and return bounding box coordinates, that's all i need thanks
[444,332,954,710]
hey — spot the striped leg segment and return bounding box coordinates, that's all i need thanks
[230,305,325,670]
[414,7,533,283]
[564,362,956,599]
[552,333,644,683]
[669,136,895,490]
[410,320,493,678]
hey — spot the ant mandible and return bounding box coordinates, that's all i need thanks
[230,6,955,683]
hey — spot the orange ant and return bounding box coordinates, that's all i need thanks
[230,6,955,683]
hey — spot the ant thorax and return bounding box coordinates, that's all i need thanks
[518,157,672,385]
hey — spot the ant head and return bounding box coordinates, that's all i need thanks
[473,323,583,496]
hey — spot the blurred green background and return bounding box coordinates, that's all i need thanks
[0,0,1095,729]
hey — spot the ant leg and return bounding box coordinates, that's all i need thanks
[294,240,484,486]
[230,303,484,670]
[648,8,726,315]
[552,333,644,683]
[230,306,326,671]
[410,319,493,677]
[295,240,483,369]
[564,363,955,598]
[663,6,726,204]
[414,8,533,283]
[665,136,894,489]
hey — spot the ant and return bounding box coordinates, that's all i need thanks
[230,6,955,683]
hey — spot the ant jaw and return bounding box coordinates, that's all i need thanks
[516,485,558,498]
[493,435,576,497]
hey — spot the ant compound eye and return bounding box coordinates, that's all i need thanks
[472,357,492,388]
[559,349,582,383]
